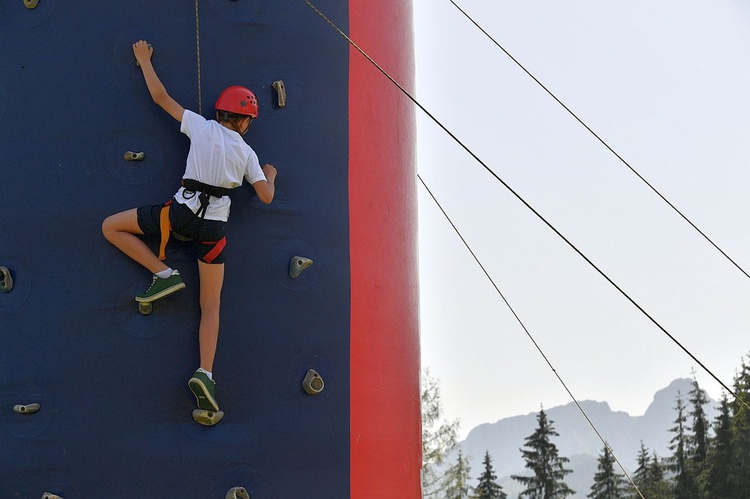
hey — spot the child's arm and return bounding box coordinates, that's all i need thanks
[133,40,185,122]
[252,164,277,204]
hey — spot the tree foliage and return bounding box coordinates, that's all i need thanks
[728,357,750,497]
[442,449,472,499]
[473,451,507,499]
[421,369,460,498]
[703,394,733,498]
[666,392,700,498]
[630,441,650,498]
[512,408,574,498]
[587,444,627,499]
[687,375,709,467]
[640,354,750,498]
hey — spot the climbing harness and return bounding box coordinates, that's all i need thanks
[181,178,231,219]
[157,179,231,261]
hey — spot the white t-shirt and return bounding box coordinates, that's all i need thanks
[174,109,266,221]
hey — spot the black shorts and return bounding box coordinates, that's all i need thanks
[137,199,228,264]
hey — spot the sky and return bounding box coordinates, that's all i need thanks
[412,0,750,439]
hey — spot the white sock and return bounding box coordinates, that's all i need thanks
[156,268,173,279]
[197,368,213,380]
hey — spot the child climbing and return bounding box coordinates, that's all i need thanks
[102,40,276,414]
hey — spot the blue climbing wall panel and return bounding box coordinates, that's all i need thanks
[0,1,364,496]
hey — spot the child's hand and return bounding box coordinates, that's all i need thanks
[132,40,153,66]
[262,164,277,182]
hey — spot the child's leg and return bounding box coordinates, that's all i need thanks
[102,209,169,275]
[197,260,225,372]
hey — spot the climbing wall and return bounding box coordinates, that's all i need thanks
[0,0,419,497]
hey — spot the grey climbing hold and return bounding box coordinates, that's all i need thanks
[289,256,313,279]
[272,80,286,108]
[226,486,250,499]
[302,369,324,395]
[24,0,39,9]
[13,403,40,414]
[42,493,63,499]
[123,151,145,161]
[0,266,13,293]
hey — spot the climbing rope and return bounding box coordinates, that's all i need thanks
[449,0,750,282]
[303,0,750,412]
[418,174,645,499]
[194,0,203,114]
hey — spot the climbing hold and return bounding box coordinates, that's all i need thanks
[302,369,324,395]
[192,408,224,426]
[272,80,286,108]
[42,494,63,499]
[226,486,250,499]
[138,302,153,315]
[289,256,313,279]
[123,151,145,162]
[24,0,38,9]
[0,266,13,293]
[13,403,41,414]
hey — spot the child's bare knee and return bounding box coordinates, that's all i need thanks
[102,215,122,240]
[101,217,113,239]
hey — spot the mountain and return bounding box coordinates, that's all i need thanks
[453,378,717,498]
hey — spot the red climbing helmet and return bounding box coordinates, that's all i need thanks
[215,86,259,119]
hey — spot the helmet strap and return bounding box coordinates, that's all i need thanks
[216,111,251,135]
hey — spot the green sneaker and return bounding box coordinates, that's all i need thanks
[135,270,185,303]
[188,370,219,411]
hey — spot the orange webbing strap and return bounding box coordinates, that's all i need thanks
[158,204,172,261]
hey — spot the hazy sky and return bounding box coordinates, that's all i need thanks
[413,0,750,439]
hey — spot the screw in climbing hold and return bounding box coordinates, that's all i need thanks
[13,403,41,414]
[272,80,286,108]
[302,369,324,395]
[24,0,39,9]
[0,266,13,293]
[226,487,250,499]
[289,256,313,279]
[123,151,145,162]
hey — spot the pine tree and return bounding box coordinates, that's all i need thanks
[473,450,507,499]
[666,392,700,498]
[729,356,750,497]
[587,444,627,499]
[511,408,575,498]
[703,394,734,498]
[630,442,650,499]
[687,375,709,497]
[687,375,709,467]
[421,369,459,498]
[643,452,670,499]
[442,449,472,499]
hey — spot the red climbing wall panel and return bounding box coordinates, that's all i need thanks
[348,0,421,496]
